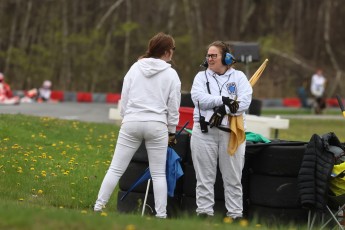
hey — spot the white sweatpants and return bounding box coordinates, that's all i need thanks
[94,121,168,218]
[191,122,245,218]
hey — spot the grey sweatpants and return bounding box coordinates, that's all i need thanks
[191,122,245,218]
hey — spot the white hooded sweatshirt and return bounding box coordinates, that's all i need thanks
[121,58,181,133]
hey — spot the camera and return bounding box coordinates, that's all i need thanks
[200,116,208,133]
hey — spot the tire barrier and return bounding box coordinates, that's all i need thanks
[248,204,308,225]
[118,134,310,223]
[250,143,307,177]
[180,93,194,108]
[248,98,262,116]
[117,190,182,218]
[249,174,300,208]
[11,90,342,107]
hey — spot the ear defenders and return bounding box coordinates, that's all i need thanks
[222,52,235,65]
[222,42,236,66]
[200,42,236,68]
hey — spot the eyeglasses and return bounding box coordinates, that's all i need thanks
[206,54,217,59]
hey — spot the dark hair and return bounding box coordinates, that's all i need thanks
[140,32,175,59]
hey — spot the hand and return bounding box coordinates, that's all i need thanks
[168,133,177,147]
[222,96,239,113]
[209,105,227,128]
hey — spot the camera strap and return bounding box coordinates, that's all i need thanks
[204,70,231,133]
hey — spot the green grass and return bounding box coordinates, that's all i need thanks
[2,113,343,229]
[273,118,345,142]
[262,107,341,116]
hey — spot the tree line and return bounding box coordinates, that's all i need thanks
[0,0,344,98]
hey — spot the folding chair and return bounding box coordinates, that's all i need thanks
[319,194,345,230]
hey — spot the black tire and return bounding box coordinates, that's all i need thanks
[248,204,308,225]
[249,174,301,208]
[131,141,148,163]
[248,99,262,116]
[250,144,307,176]
[117,190,182,218]
[180,93,195,107]
[119,162,152,193]
[117,190,155,215]
[182,164,196,197]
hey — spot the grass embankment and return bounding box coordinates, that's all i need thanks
[1,113,344,229]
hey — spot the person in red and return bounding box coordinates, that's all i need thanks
[0,72,19,105]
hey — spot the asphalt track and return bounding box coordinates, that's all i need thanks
[0,102,117,124]
[0,102,343,123]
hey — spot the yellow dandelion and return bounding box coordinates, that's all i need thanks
[239,219,249,227]
[81,210,87,214]
[18,198,24,201]
[255,224,262,228]
[84,177,88,180]
[59,206,64,209]
[125,224,136,230]
[30,167,35,171]
[37,190,43,194]
[223,217,233,224]
[71,197,75,200]
[100,212,108,217]
[32,188,36,192]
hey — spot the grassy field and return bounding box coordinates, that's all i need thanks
[1,113,344,229]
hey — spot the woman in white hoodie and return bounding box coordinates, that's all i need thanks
[93,32,181,218]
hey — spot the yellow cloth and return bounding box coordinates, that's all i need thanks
[227,115,245,155]
[330,162,345,196]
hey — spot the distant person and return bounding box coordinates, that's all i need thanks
[310,68,326,114]
[297,78,310,109]
[37,80,52,102]
[0,72,19,105]
[93,32,181,218]
[20,80,53,103]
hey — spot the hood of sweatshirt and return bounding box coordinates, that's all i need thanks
[137,58,171,78]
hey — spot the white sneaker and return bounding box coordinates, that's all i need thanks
[93,203,105,212]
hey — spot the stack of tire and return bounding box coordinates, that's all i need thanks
[117,133,191,218]
[245,141,309,225]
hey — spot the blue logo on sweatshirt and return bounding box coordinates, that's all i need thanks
[226,82,236,95]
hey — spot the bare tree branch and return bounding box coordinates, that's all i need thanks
[323,0,344,96]
[96,0,125,30]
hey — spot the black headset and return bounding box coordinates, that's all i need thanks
[200,42,236,68]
